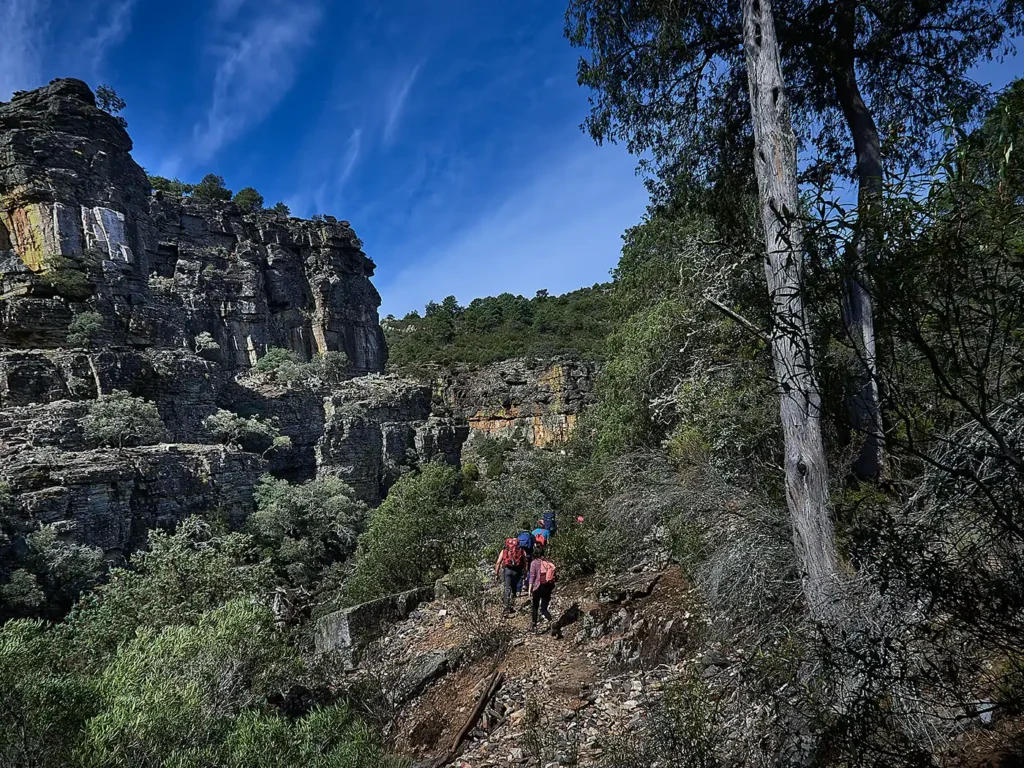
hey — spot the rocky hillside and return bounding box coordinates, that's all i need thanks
[0,78,596,564]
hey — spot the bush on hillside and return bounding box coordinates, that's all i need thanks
[251,474,366,587]
[204,410,291,456]
[193,331,220,353]
[271,201,291,216]
[82,390,167,448]
[252,348,351,387]
[63,518,274,672]
[343,464,468,604]
[67,311,103,348]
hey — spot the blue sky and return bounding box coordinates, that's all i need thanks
[0,0,651,317]
[0,1,1020,317]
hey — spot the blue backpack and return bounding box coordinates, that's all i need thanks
[517,531,534,552]
[542,512,557,537]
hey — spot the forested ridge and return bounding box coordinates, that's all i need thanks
[4,2,1024,766]
[383,285,615,366]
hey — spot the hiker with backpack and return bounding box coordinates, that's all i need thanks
[516,531,535,596]
[494,537,526,613]
[527,549,557,631]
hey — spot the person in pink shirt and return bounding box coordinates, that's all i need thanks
[527,550,557,631]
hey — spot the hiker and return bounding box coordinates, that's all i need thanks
[528,549,557,631]
[542,511,558,538]
[494,536,526,613]
[517,530,535,595]
[532,521,549,549]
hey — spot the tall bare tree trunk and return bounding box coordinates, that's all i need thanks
[832,1,885,482]
[741,0,839,620]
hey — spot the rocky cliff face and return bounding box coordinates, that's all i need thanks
[436,358,597,450]
[0,80,445,560]
[0,79,595,568]
[0,79,385,372]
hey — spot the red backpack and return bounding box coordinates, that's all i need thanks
[501,537,525,568]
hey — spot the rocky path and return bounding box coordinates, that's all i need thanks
[357,566,696,767]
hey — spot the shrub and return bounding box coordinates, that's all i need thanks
[0,619,96,766]
[148,175,194,196]
[253,347,304,381]
[192,174,232,201]
[193,331,220,353]
[40,256,91,299]
[251,475,365,586]
[77,600,301,767]
[204,410,291,456]
[82,390,167,448]
[0,570,45,612]
[271,202,291,216]
[19,526,105,615]
[67,311,103,347]
[252,348,351,387]
[344,464,466,604]
[233,187,264,212]
[63,518,274,671]
[94,84,125,115]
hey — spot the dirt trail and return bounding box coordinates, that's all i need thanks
[362,566,696,767]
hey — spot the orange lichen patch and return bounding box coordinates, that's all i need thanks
[538,363,565,392]
[468,413,578,447]
[1,205,47,271]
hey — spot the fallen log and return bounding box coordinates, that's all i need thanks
[420,670,504,768]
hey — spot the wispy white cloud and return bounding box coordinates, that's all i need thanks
[191,0,321,163]
[0,0,49,100]
[0,0,137,101]
[80,0,137,73]
[383,62,422,146]
[376,138,649,317]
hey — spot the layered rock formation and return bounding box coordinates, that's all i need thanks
[0,79,595,568]
[0,80,450,560]
[0,79,386,372]
[436,358,597,449]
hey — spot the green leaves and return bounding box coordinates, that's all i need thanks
[82,390,167,448]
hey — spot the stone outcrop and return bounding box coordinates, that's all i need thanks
[1,444,262,558]
[436,358,597,449]
[0,78,385,372]
[319,375,468,502]
[0,80,464,567]
[315,585,435,667]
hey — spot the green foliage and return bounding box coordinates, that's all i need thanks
[82,390,167,448]
[193,330,220,352]
[204,409,291,455]
[233,186,264,212]
[94,84,127,128]
[94,84,125,115]
[63,518,274,672]
[384,285,615,366]
[0,569,45,611]
[251,474,366,586]
[77,600,299,767]
[566,0,1022,202]
[252,348,351,387]
[0,619,96,767]
[272,201,291,216]
[67,310,103,347]
[192,173,233,201]
[344,464,467,604]
[40,255,91,299]
[148,175,194,196]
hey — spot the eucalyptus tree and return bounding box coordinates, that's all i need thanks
[566,0,1023,480]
